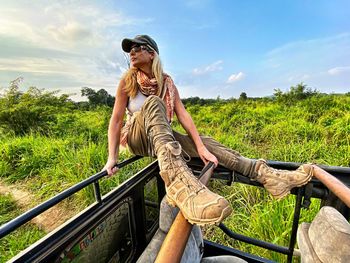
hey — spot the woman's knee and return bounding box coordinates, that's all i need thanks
[145,95,163,104]
[142,95,166,112]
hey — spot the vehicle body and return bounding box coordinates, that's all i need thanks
[1,156,349,263]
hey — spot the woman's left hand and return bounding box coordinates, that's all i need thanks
[197,145,218,167]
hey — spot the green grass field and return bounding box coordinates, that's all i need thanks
[0,87,349,262]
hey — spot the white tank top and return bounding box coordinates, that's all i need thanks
[127,90,148,115]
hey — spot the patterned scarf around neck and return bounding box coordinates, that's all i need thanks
[136,70,176,122]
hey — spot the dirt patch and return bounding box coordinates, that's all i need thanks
[0,181,74,233]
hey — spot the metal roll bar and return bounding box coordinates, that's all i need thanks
[0,156,142,239]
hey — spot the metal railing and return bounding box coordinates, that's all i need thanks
[216,164,350,263]
[0,155,142,239]
[1,157,349,263]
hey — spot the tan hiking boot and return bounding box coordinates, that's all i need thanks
[158,141,232,225]
[255,159,313,199]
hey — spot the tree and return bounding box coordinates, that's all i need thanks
[239,92,247,100]
[81,87,115,107]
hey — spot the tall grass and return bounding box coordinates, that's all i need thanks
[175,94,349,262]
[0,93,349,262]
[0,195,45,262]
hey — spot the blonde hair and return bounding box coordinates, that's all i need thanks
[123,52,164,98]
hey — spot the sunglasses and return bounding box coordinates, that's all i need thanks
[129,45,153,53]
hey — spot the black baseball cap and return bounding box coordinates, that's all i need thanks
[122,35,159,54]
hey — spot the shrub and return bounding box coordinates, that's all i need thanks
[0,82,74,135]
[273,83,319,105]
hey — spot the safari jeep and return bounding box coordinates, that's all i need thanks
[1,156,349,262]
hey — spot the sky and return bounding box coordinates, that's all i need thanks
[0,0,349,100]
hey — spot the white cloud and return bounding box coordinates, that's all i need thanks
[260,33,350,95]
[0,1,153,100]
[288,74,310,82]
[227,72,245,83]
[264,33,350,73]
[46,22,92,43]
[266,33,350,57]
[328,66,350,75]
[192,60,223,75]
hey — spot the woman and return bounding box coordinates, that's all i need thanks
[103,35,313,226]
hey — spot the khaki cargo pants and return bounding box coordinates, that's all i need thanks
[126,96,255,177]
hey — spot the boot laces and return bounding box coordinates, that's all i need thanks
[164,147,204,193]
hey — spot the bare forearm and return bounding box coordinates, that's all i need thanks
[173,87,218,165]
[107,119,123,161]
[179,112,205,150]
[104,78,128,175]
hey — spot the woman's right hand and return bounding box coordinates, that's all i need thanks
[103,159,119,177]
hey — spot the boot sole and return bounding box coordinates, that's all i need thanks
[166,196,233,226]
